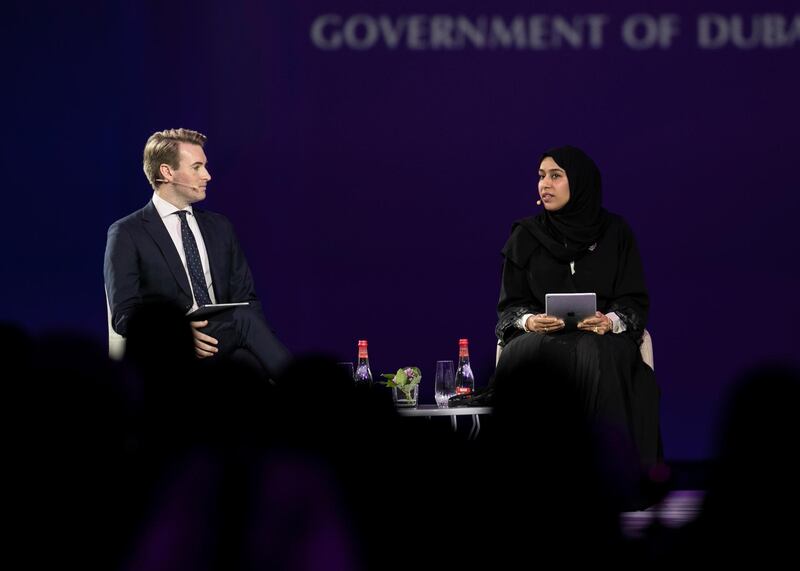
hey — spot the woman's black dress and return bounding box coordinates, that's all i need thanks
[495,147,661,483]
[496,214,661,467]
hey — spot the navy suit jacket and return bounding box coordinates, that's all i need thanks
[104,200,261,336]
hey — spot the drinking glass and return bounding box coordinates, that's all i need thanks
[434,360,456,408]
[337,361,355,381]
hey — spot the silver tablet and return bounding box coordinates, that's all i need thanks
[545,292,596,321]
[186,302,250,320]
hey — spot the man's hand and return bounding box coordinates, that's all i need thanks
[190,320,219,358]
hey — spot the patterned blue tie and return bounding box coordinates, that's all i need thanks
[176,210,212,306]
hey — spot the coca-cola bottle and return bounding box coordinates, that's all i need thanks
[455,338,475,395]
[354,339,373,387]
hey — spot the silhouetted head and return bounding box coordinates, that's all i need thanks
[125,300,195,373]
[710,362,800,501]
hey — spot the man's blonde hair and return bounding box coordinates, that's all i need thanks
[143,128,207,190]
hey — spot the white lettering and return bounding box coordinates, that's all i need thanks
[377,15,407,50]
[586,15,609,48]
[790,14,800,45]
[343,14,379,50]
[698,14,728,48]
[430,15,455,49]
[622,14,659,49]
[310,14,342,50]
[489,16,527,49]
[406,15,428,49]
[659,14,681,48]
[762,14,785,48]
[528,16,549,49]
[456,15,487,49]
[622,14,678,49]
[730,14,760,49]
[552,16,583,48]
[698,14,799,49]
[309,12,796,51]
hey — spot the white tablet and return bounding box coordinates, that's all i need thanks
[545,293,596,321]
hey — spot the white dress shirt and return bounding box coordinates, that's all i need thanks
[152,192,217,311]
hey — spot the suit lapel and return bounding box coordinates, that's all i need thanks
[140,202,193,299]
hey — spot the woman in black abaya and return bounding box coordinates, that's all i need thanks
[494,146,661,508]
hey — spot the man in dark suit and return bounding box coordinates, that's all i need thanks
[104,128,290,379]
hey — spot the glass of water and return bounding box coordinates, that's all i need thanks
[434,360,456,408]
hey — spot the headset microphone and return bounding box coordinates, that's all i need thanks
[155,178,200,190]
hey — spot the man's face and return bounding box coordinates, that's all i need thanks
[164,143,211,206]
[538,156,570,212]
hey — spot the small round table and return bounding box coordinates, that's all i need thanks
[396,404,492,440]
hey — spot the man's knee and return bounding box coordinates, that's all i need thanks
[231,307,267,330]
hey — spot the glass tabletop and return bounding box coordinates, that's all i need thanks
[395,404,493,417]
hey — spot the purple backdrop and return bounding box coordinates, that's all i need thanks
[3,0,799,459]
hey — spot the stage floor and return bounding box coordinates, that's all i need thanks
[620,489,705,539]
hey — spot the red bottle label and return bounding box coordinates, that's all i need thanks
[455,386,472,395]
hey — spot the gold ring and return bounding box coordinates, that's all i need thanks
[594,326,598,333]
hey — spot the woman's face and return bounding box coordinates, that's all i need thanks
[538,156,570,211]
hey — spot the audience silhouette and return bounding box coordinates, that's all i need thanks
[3,310,797,569]
[662,362,800,566]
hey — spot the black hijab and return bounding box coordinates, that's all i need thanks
[519,146,609,263]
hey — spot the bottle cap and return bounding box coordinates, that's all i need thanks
[358,339,368,347]
[458,338,468,345]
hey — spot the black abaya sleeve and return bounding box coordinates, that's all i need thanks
[496,226,545,345]
[607,220,649,337]
[496,258,542,345]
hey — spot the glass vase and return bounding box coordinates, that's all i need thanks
[392,384,418,408]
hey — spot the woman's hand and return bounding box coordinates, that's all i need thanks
[526,314,565,334]
[578,311,612,335]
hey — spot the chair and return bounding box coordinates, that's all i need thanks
[496,328,655,370]
[106,288,126,360]
[639,329,654,370]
